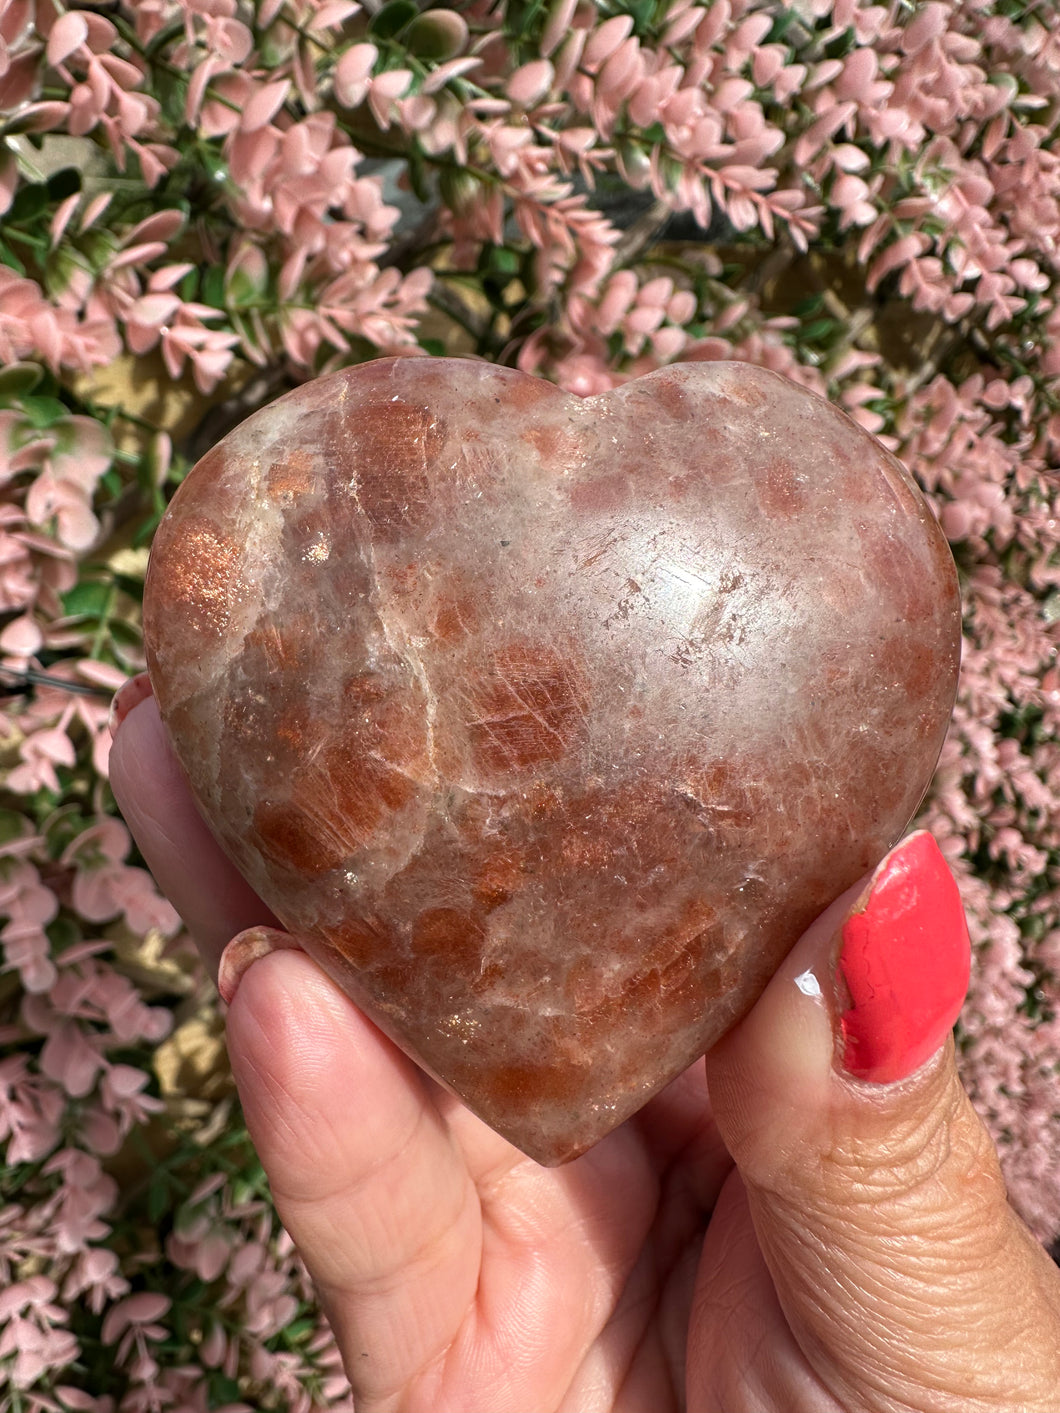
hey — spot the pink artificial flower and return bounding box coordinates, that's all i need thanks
[333,43,377,108]
[63,1245,130,1315]
[159,307,241,394]
[0,1056,63,1163]
[0,859,59,992]
[7,723,78,793]
[100,1290,171,1385]
[99,1063,164,1133]
[167,1219,233,1283]
[0,1276,78,1389]
[40,1021,105,1099]
[42,1149,119,1252]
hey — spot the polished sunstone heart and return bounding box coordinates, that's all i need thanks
[143,357,960,1164]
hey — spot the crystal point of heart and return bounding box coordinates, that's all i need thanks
[144,357,960,1164]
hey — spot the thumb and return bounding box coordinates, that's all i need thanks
[703,831,1060,1410]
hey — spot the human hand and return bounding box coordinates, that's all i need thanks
[112,685,1060,1412]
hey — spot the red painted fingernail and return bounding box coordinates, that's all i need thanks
[838,831,970,1085]
[108,672,153,739]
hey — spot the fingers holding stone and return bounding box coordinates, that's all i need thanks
[109,690,279,977]
[225,947,483,1400]
[703,833,1060,1410]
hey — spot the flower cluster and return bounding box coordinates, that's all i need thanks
[2,0,1060,1404]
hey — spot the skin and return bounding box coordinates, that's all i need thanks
[112,695,1060,1413]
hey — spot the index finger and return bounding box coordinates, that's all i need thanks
[109,687,278,975]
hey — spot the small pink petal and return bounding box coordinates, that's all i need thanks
[47,11,88,67]
[508,59,554,107]
[50,193,81,246]
[123,210,185,247]
[583,14,634,71]
[421,56,481,94]
[541,0,577,57]
[101,1293,171,1345]
[0,615,42,656]
[79,193,112,232]
[109,240,168,271]
[241,78,290,133]
[128,293,180,328]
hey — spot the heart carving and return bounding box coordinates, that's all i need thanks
[144,357,961,1164]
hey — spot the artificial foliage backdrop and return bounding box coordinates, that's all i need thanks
[0,0,1059,1407]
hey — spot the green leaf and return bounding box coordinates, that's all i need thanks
[0,809,27,846]
[625,0,657,31]
[8,182,48,223]
[45,916,82,953]
[148,1171,171,1223]
[405,9,469,60]
[108,618,143,647]
[201,264,226,309]
[46,167,81,202]
[407,144,431,204]
[792,294,825,318]
[226,270,263,309]
[0,362,42,399]
[61,581,114,618]
[207,1374,242,1403]
[489,245,520,275]
[0,237,26,275]
[418,337,446,356]
[132,513,163,548]
[78,228,118,273]
[20,394,68,429]
[368,0,418,39]
[765,8,803,45]
[113,571,147,599]
[798,318,838,344]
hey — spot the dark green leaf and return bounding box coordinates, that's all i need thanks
[8,182,48,223]
[799,318,838,343]
[0,238,26,274]
[765,8,803,45]
[368,0,418,39]
[405,9,468,60]
[46,167,81,202]
[207,1374,242,1403]
[132,515,163,549]
[148,1172,171,1223]
[0,363,42,399]
[201,264,226,308]
[78,228,117,272]
[20,394,68,428]
[108,619,143,647]
[407,144,431,204]
[113,572,147,599]
[61,581,113,618]
[792,294,825,318]
[489,246,520,275]
[626,0,656,31]
[45,916,82,953]
[0,809,27,846]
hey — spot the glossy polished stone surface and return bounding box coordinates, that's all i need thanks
[144,357,961,1164]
